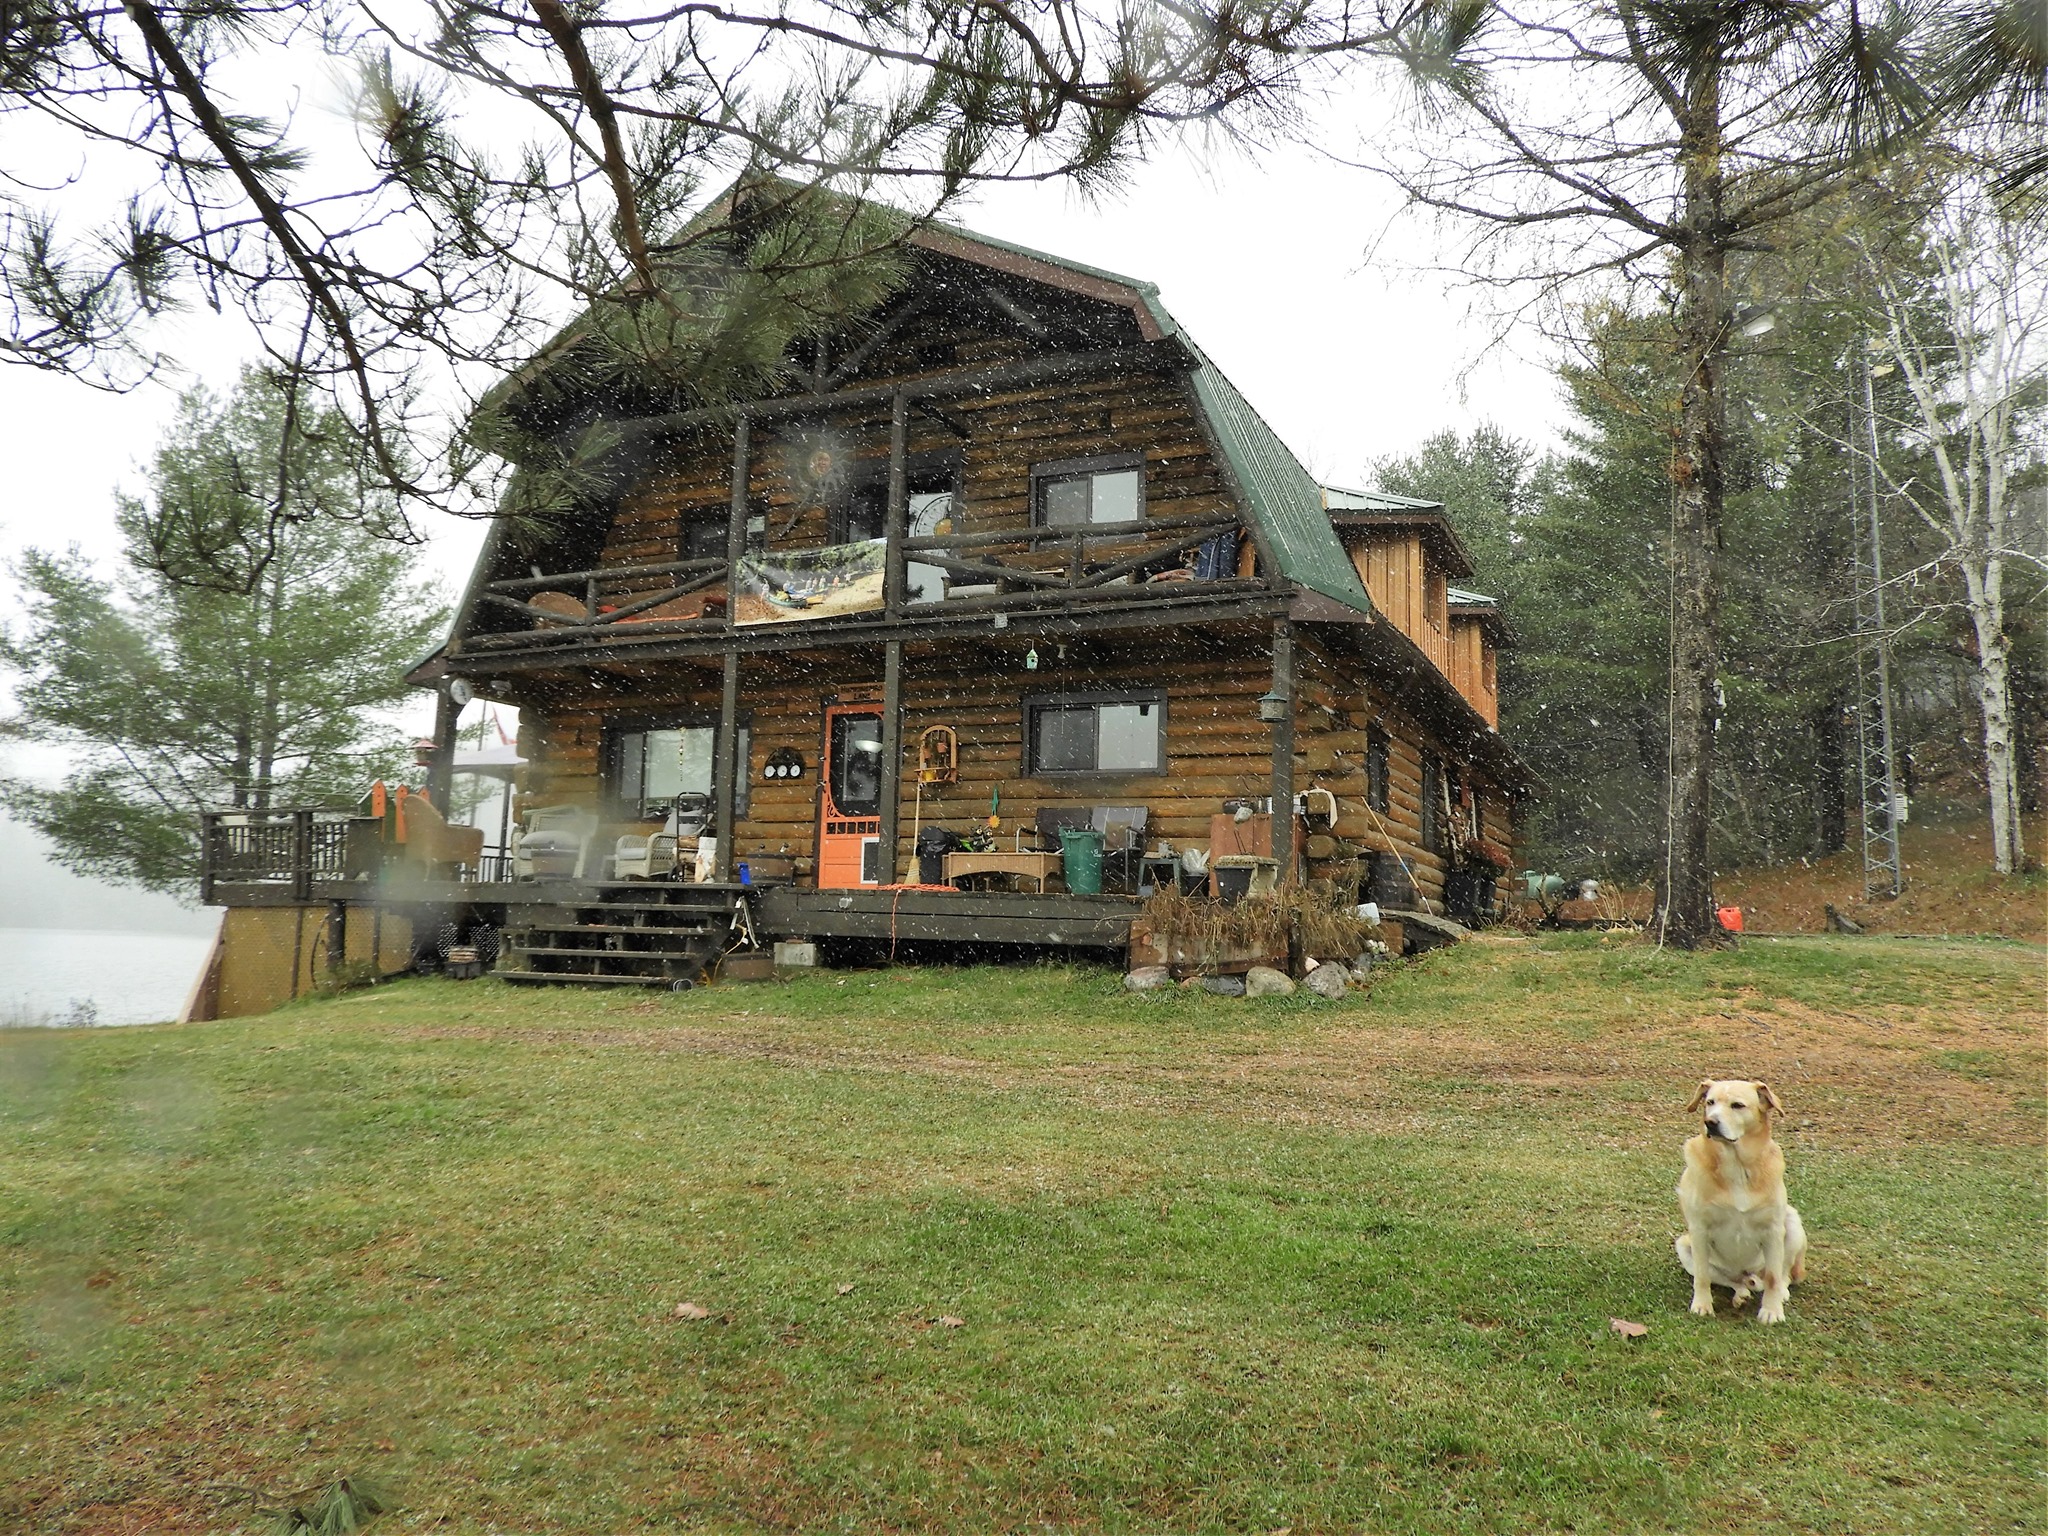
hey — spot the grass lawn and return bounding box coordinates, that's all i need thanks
[3,934,2042,1534]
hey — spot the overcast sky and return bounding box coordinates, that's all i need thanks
[0,92,1570,934]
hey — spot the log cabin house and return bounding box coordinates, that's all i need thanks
[197,201,1524,1006]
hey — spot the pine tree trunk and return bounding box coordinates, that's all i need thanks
[1657,58,1731,949]
[1963,556,2024,873]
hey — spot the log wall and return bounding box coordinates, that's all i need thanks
[512,628,1513,905]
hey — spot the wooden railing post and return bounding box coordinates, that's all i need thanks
[878,639,903,885]
[714,648,740,882]
[292,809,315,902]
[883,390,908,617]
[725,414,751,624]
[198,812,218,906]
[714,413,752,884]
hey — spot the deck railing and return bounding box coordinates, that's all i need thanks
[200,809,370,902]
[459,514,1252,654]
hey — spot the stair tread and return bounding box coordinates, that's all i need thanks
[508,922,716,936]
[496,970,684,987]
[508,945,712,960]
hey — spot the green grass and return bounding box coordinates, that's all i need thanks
[3,935,2042,1534]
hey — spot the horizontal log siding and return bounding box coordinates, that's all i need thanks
[511,643,1272,878]
[599,366,1229,582]
[510,630,1510,906]
[1291,633,1513,907]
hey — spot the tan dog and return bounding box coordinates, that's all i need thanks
[1675,1079,1808,1324]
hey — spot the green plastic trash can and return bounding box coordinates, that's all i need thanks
[1057,827,1105,895]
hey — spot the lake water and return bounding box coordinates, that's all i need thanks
[0,926,216,1027]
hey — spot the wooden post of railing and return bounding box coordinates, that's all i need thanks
[714,651,740,882]
[883,390,908,618]
[292,809,315,902]
[198,812,218,906]
[725,414,751,622]
[715,413,751,884]
[878,639,903,885]
[1268,621,1295,880]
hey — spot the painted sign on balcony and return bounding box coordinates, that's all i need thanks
[734,538,888,626]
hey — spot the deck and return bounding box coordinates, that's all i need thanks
[200,808,1144,968]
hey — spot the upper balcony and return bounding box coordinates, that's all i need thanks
[455,508,1264,662]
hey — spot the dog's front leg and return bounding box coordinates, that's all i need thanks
[1755,1212,1791,1324]
[1684,1211,1715,1317]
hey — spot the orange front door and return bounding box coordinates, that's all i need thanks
[817,705,884,888]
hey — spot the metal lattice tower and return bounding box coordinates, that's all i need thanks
[1850,355,1903,899]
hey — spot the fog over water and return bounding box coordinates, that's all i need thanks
[0,926,215,1027]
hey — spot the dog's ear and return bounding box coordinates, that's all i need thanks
[1685,1080,1712,1114]
[1754,1082,1782,1117]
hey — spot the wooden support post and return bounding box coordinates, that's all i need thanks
[425,683,460,812]
[725,414,752,620]
[883,391,908,617]
[878,640,904,884]
[326,901,348,974]
[1269,621,1295,875]
[714,648,740,881]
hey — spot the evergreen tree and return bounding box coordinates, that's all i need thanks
[1371,423,1536,597]
[0,371,446,896]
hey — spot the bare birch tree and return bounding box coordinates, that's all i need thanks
[1855,179,2046,873]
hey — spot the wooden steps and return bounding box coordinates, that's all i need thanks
[498,885,747,987]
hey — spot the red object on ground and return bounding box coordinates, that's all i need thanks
[1716,905,1744,933]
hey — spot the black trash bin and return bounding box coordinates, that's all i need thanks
[916,827,962,885]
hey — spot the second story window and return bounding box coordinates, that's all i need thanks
[1032,454,1144,528]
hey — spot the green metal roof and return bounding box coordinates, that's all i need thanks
[1181,349,1374,615]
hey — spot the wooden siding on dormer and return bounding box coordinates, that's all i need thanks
[1447,616,1499,729]
[1345,531,1454,679]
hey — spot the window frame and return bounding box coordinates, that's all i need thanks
[1420,751,1446,855]
[1020,689,1168,778]
[1366,724,1392,816]
[1029,452,1147,530]
[601,713,750,822]
[831,454,962,547]
[677,502,766,563]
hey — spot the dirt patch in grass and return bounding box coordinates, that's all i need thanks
[393,986,2039,1151]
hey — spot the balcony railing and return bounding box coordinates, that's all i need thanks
[199,809,509,902]
[459,514,1255,653]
